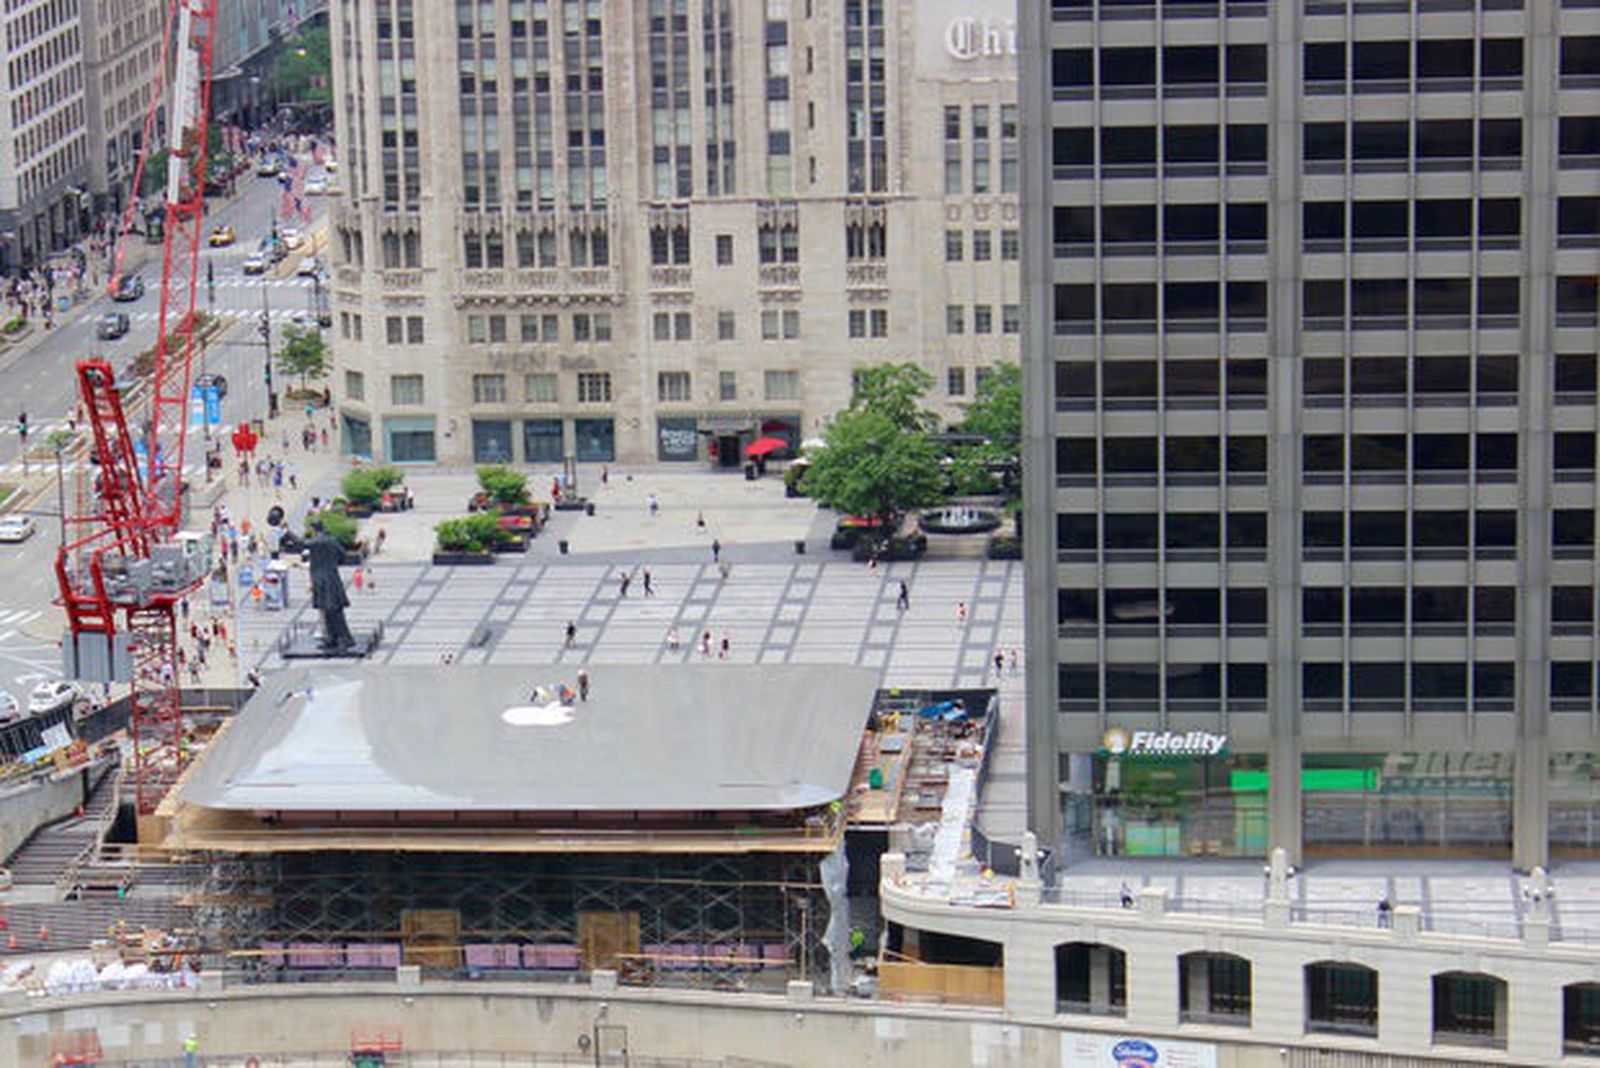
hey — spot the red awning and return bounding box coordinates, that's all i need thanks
[744,436,788,458]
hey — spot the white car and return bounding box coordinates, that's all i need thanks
[0,692,19,726]
[281,227,304,250]
[0,515,35,542]
[304,172,329,195]
[296,256,322,278]
[28,680,82,716]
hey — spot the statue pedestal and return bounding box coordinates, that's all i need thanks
[278,620,384,660]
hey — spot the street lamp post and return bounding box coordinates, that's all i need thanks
[53,440,66,547]
[260,280,277,419]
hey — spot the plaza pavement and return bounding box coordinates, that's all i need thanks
[206,451,1028,844]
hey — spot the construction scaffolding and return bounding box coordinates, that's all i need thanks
[193,850,831,991]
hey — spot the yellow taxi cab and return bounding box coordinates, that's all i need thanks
[208,225,236,247]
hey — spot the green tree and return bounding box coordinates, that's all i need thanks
[277,325,328,390]
[269,26,332,106]
[950,362,1022,498]
[802,409,944,524]
[849,363,938,433]
[141,125,231,197]
[477,465,530,505]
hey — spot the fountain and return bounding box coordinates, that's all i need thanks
[920,504,1002,535]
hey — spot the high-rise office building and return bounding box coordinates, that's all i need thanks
[1019,1,1600,871]
[0,0,92,270]
[81,0,165,216]
[324,0,1019,465]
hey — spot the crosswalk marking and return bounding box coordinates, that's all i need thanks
[0,610,41,628]
[0,459,203,477]
[125,307,317,323]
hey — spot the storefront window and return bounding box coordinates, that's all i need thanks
[574,418,615,462]
[1552,752,1600,855]
[472,420,513,463]
[341,414,372,459]
[1093,751,1267,858]
[523,418,564,463]
[658,417,699,461]
[384,416,436,463]
[1302,753,1511,856]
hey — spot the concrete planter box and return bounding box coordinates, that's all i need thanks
[431,551,496,566]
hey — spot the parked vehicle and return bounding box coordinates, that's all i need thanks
[209,225,236,247]
[242,253,269,275]
[0,692,21,726]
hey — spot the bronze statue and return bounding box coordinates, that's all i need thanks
[306,520,355,652]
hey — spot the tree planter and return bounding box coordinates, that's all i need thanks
[344,504,374,519]
[432,551,496,566]
[986,535,1022,560]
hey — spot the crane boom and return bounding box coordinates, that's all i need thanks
[56,0,218,816]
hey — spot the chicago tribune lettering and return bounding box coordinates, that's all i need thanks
[944,16,1017,61]
[1101,727,1228,757]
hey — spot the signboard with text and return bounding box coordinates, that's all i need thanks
[1062,1033,1217,1068]
[914,0,1018,77]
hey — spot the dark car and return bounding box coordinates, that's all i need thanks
[96,312,130,340]
[110,275,144,302]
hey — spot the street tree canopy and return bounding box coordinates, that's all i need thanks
[849,363,938,433]
[270,26,332,107]
[277,325,328,389]
[801,409,944,523]
[949,362,1022,498]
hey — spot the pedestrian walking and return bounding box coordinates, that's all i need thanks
[601,465,610,485]
[565,620,577,648]
[896,580,909,611]
[701,630,713,658]
[619,572,631,598]
[1377,896,1393,929]
[956,601,968,622]
[352,567,365,594]
[711,538,721,562]
[719,631,730,660]
[994,650,1005,677]
[577,668,590,702]
[647,493,659,517]
[364,566,375,594]
[1008,648,1020,674]
[642,568,654,597]
[667,625,680,651]
[696,510,706,530]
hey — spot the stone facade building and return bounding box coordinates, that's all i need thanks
[325,0,1020,465]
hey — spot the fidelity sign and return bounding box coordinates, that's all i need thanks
[1102,728,1228,757]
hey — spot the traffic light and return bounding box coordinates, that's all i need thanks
[16,411,26,442]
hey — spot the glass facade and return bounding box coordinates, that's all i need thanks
[574,417,615,462]
[472,419,514,463]
[1092,752,1267,858]
[522,418,564,463]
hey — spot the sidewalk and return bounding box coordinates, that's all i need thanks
[183,405,348,690]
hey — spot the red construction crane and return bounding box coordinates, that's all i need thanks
[55,0,218,816]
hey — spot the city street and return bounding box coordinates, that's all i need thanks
[0,171,328,705]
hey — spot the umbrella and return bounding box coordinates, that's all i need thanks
[744,436,788,458]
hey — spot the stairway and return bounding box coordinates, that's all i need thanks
[4,764,118,887]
